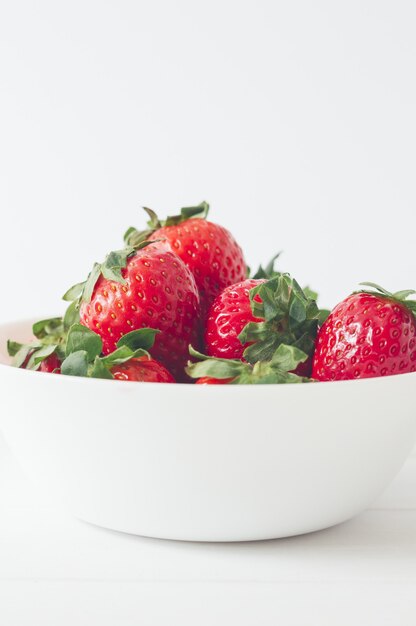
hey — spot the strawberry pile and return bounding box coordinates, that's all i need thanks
[8,203,416,384]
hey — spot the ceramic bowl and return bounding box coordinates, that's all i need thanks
[0,319,415,542]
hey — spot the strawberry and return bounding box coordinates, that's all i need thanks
[58,324,176,383]
[204,273,320,376]
[38,353,174,382]
[111,356,175,383]
[205,278,265,360]
[124,202,247,316]
[39,353,61,373]
[64,241,200,381]
[312,283,416,381]
[9,317,175,383]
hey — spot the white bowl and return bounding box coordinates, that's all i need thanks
[0,319,415,542]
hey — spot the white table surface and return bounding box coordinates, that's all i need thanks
[0,432,415,625]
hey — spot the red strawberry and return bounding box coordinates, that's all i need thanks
[205,278,265,359]
[66,241,200,381]
[39,353,61,374]
[204,274,320,376]
[125,203,247,316]
[57,323,176,382]
[312,283,416,381]
[111,356,175,383]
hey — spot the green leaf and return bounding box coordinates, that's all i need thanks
[8,316,66,370]
[100,345,146,366]
[270,343,308,372]
[13,345,35,368]
[238,320,268,345]
[89,357,114,379]
[124,225,155,247]
[180,201,209,220]
[143,207,162,229]
[288,294,307,324]
[62,281,85,302]
[164,201,210,226]
[318,308,331,326]
[124,226,138,243]
[242,333,280,363]
[63,300,80,330]
[251,252,281,279]
[100,247,135,284]
[187,345,311,385]
[61,351,89,377]
[359,282,391,296]
[100,346,133,364]
[187,345,245,379]
[188,346,214,361]
[116,328,159,352]
[82,262,102,304]
[7,340,23,357]
[32,317,63,340]
[404,301,416,313]
[303,286,318,301]
[186,358,244,380]
[66,324,103,361]
[26,344,58,371]
[392,289,416,300]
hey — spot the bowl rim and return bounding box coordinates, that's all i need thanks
[1,317,416,390]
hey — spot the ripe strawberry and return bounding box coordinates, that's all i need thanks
[124,203,247,316]
[205,278,265,360]
[312,283,416,381]
[59,324,177,384]
[39,353,61,373]
[64,241,200,381]
[204,274,320,376]
[111,356,175,383]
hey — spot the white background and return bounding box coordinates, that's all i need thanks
[1,0,415,323]
[1,1,416,624]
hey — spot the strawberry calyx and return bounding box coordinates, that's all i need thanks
[7,317,67,371]
[239,273,320,364]
[250,252,281,280]
[358,282,416,318]
[63,239,159,308]
[8,318,160,379]
[250,260,329,325]
[302,287,331,326]
[60,325,160,379]
[123,201,210,247]
[186,344,311,384]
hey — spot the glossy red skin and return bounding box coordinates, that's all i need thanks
[111,356,175,383]
[195,377,233,384]
[312,293,416,381]
[205,278,265,359]
[39,353,61,374]
[149,218,247,316]
[205,278,313,377]
[80,244,200,381]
